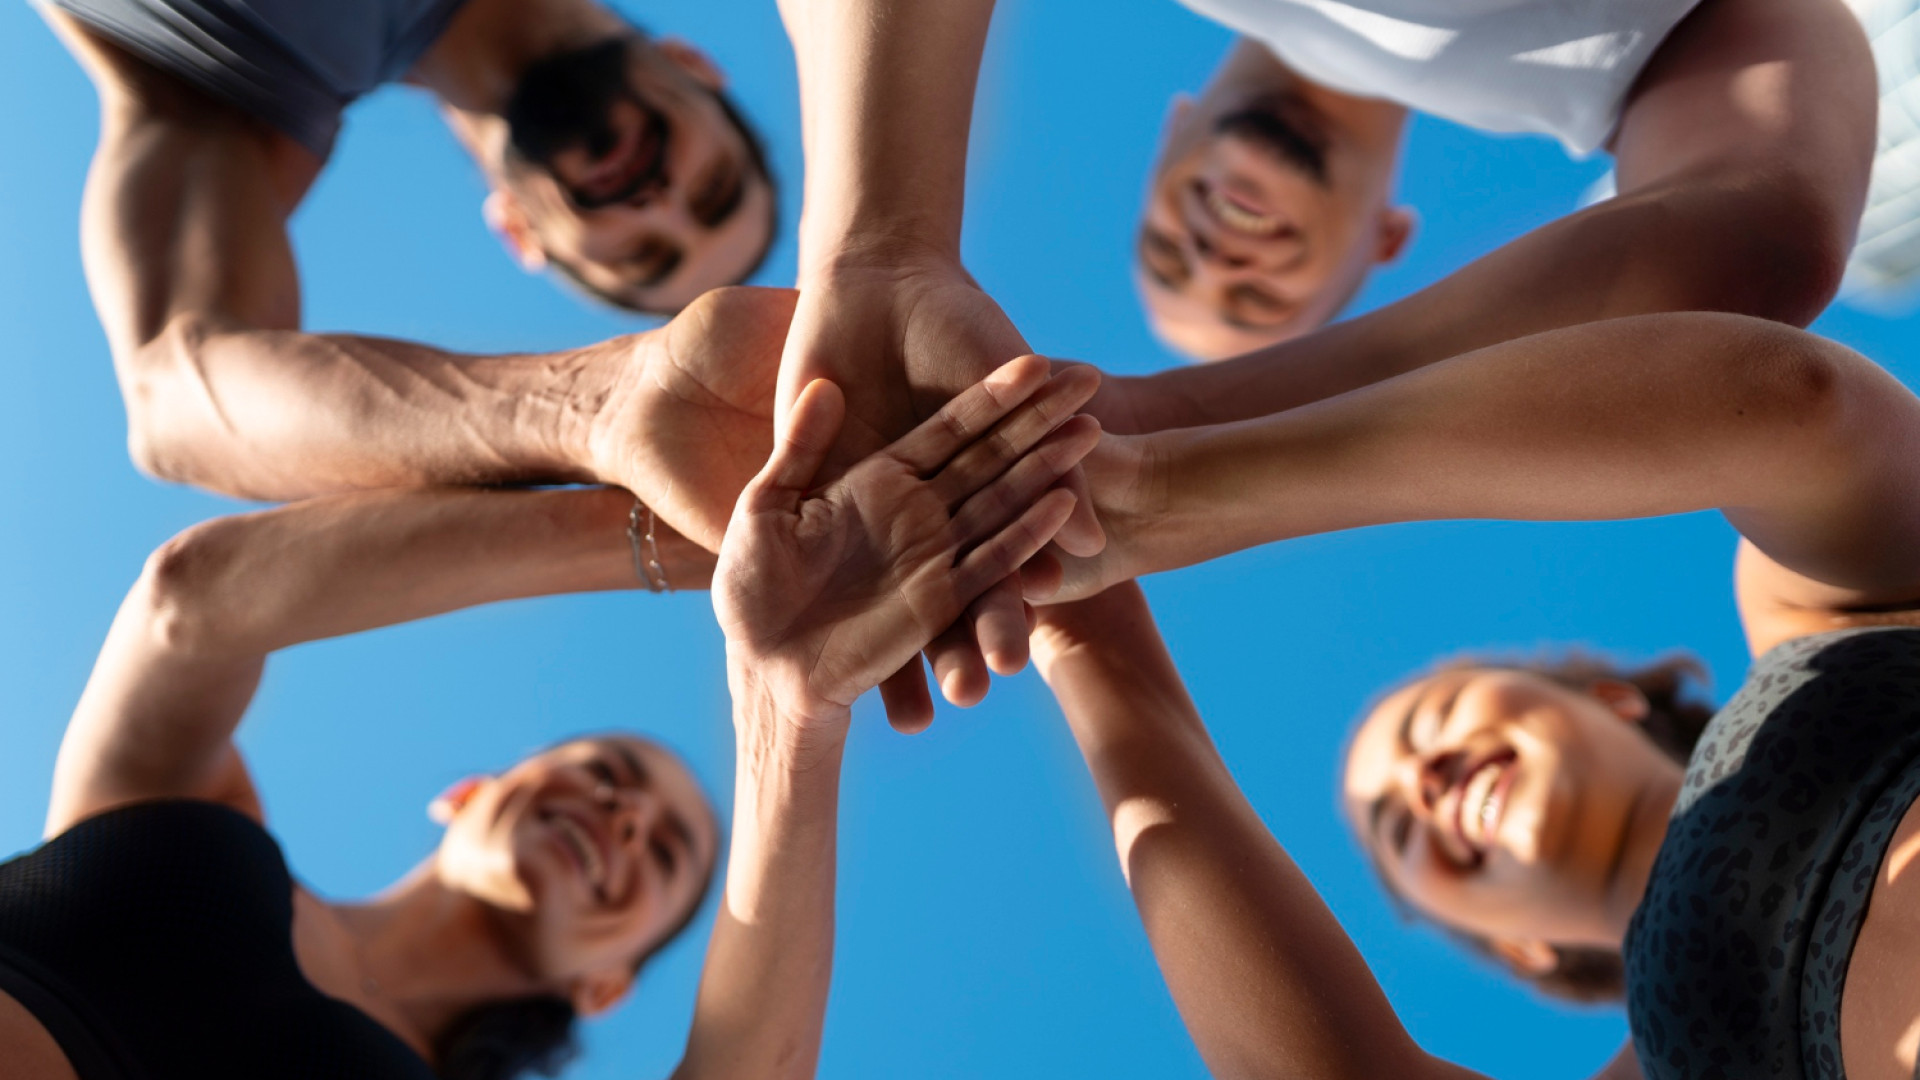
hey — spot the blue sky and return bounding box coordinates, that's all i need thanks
[2,1,1916,1077]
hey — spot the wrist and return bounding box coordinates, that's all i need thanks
[794,228,965,287]
[565,334,650,481]
[727,654,852,774]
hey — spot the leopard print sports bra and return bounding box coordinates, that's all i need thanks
[1625,627,1920,1080]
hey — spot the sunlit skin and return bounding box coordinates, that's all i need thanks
[1138,40,1412,361]
[471,39,776,312]
[1341,668,1682,960]
[435,735,721,987]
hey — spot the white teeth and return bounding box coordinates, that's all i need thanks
[1460,762,1503,848]
[1204,188,1285,236]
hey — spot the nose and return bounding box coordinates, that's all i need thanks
[1190,229,1254,270]
[593,783,662,845]
[1395,748,1464,822]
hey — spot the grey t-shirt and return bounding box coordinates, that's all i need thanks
[44,0,470,157]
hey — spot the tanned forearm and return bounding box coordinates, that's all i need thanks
[128,318,618,499]
[675,679,844,1080]
[1126,314,1920,595]
[148,485,709,657]
[48,485,707,834]
[777,0,996,272]
[54,13,620,501]
[1034,586,1479,1080]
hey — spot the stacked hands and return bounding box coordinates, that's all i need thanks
[714,355,1100,754]
[586,283,1158,728]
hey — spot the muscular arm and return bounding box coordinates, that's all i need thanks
[45,12,641,501]
[1080,313,1920,605]
[1112,0,1874,434]
[45,486,711,836]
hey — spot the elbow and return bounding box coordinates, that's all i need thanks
[1701,315,1866,468]
[1703,184,1851,328]
[1736,223,1849,330]
[135,519,244,655]
[118,315,222,488]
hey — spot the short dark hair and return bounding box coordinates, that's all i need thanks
[1357,651,1714,1004]
[548,82,780,315]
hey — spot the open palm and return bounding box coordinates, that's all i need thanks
[714,356,1102,744]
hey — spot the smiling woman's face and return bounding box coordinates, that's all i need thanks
[1341,668,1680,950]
[436,735,721,990]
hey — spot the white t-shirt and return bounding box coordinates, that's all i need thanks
[1174,0,1705,154]
[1844,0,1920,301]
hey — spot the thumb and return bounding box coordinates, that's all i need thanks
[749,378,846,510]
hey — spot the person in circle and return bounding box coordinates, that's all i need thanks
[1034,312,1920,1080]
[35,0,777,514]
[0,355,1099,1080]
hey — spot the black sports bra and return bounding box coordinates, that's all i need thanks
[1624,627,1920,1080]
[0,799,435,1079]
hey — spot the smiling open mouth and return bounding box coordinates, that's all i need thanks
[540,808,610,899]
[1451,750,1519,863]
[1195,181,1291,239]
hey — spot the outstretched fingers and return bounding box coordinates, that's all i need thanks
[951,489,1083,603]
[887,355,1057,475]
[929,364,1100,509]
[947,416,1102,548]
[746,378,846,512]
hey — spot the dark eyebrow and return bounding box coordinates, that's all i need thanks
[1222,286,1299,332]
[1365,691,1426,846]
[691,157,748,229]
[629,242,684,288]
[664,812,698,858]
[610,743,650,789]
[1137,227,1189,291]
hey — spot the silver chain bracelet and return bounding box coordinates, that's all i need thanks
[627,498,670,593]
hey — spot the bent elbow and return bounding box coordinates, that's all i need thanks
[1744,228,1849,329]
[117,315,225,488]
[135,520,242,655]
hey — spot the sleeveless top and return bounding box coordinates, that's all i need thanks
[40,0,471,157]
[0,800,436,1080]
[1624,627,1920,1080]
[1171,0,1704,155]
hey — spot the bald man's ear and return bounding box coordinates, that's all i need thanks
[1374,205,1416,264]
[654,38,725,92]
[570,965,637,1017]
[483,190,548,273]
[1160,93,1197,145]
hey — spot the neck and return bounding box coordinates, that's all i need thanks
[308,863,551,1056]
[408,0,630,114]
[1598,768,1684,943]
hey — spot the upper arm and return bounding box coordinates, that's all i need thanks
[45,529,269,837]
[41,9,317,361]
[1610,0,1875,316]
